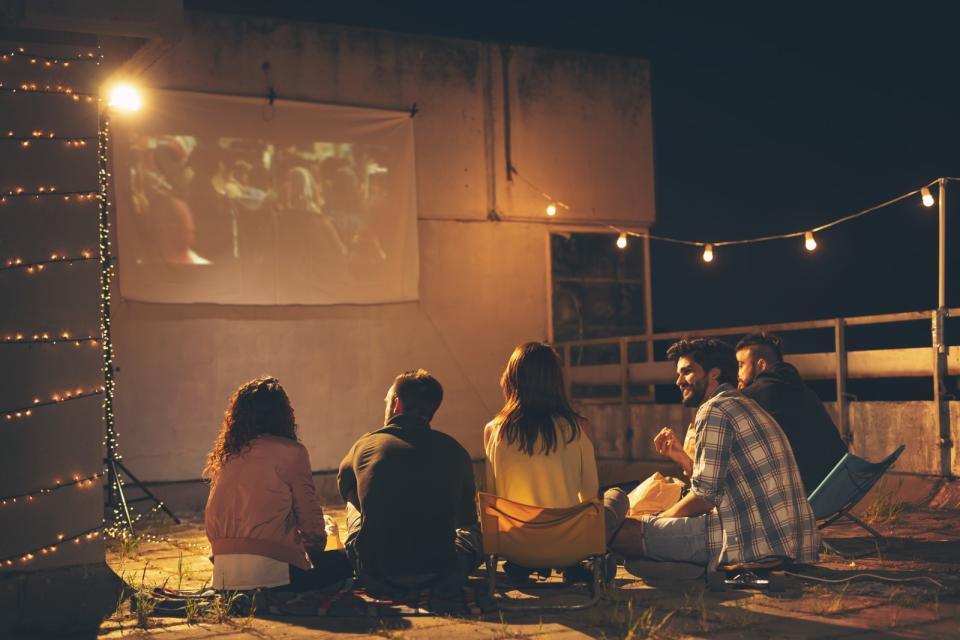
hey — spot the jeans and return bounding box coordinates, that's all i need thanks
[611,514,709,565]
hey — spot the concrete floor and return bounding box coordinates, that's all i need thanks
[94,501,960,639]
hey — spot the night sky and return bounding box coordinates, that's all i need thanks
[193,1,959,378]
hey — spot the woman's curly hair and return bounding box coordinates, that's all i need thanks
[202,376,298,480]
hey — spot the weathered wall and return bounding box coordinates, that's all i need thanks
[0,39,104,573]
[110,12,655,480]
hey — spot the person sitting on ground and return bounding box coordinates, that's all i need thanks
[611,338,819,574]
[204,376,351,591]
[337,370,481,593]
[736,332,848,493]
[484,342,629,582]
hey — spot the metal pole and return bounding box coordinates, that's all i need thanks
[834,318,850,445]
[933,178,952,478]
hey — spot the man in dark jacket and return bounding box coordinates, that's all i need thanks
[735,333,847,493]
[338,369,481,592]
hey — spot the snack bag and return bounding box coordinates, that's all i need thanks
[627,471,685,515]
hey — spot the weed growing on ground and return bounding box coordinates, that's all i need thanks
[374,618,408,638]
[862,479,905,525]
[491,611,530,638]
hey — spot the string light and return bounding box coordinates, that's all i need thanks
[804,231,818,251]
[2,386,104,422]
[0,471,104,507]
[616,232,628,249]
[2,131,94,148]
[0,252,96,274]
[1,332,97,347]
[1,47,100,65]
[0,527,102,570]
[702,243,714,263]
[546,203,558,217]
[98,115,123,526]
[0,189,98,204]
[921,187,935,207]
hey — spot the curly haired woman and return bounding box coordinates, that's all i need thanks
[204,376,351,591]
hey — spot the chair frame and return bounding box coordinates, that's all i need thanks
[485,553,604,612]
[807,445,906,556]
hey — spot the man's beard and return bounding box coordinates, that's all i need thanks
[680,377,708,407]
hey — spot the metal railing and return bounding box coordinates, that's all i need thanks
[556,307,959,476]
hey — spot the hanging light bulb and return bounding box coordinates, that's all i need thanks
[545,203,558,217]
[702,243,714,263]
[616,232,628,249]
[921,187,935,208]
[804,231,817,251]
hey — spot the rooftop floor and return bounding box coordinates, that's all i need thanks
[97,502,960,639]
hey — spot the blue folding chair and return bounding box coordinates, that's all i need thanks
[807,445,906,552]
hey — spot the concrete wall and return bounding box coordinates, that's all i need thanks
[110,12,655,481]
[582,400,960,477]
[0,38,105,573]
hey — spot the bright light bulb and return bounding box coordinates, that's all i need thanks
[545,203,557,217]
[616,233,628,249]
[107,84,142,112]
[702,243,714,263]
[921,187,934,208]
[804,231,817,251]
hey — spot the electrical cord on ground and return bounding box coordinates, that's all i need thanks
[783,570,944,589]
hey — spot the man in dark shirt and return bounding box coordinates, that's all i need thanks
[736,333,848,493]
[337,369,480,591]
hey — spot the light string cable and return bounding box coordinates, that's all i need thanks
[1,332,98,346]
[510,166,943,250]
[0,526,103,569]
[1,47,101,65]
[1,385,105,422]
[0,470,106,506]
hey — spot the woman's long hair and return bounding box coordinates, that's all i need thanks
[202,376,298,480]
[494,342,583,456]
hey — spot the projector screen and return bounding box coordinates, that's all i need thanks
[112,90,419,305]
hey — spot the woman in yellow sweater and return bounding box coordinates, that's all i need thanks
[484,342,628,582]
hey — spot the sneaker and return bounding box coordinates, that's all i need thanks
[623,559,704,582]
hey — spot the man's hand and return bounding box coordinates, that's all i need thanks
[654,427,684,462]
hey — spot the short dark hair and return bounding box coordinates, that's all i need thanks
[735,332,784,364]
[666,338,737,386]
[392,369,443,421]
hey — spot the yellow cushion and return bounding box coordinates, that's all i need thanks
[478,492,606,568]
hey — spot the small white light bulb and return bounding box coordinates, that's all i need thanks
[616,233,628,249]
[545,203,557,217]
[804,231,817,251]
[921,187,934,208]
[702,243,714,263]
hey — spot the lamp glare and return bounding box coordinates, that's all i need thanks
[107,85,142,112]
[616,233,628,249]
[921,187,935,208]
[804,231,817,251]
[702,243,714,263]
[545,203,557,217]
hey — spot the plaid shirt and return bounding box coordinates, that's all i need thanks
[690,384,820,567]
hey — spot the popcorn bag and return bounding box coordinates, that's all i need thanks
[324,514,345,550]
[627,471,684,515]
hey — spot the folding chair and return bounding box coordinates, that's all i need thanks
[807,445,906,552]
[478,492,607,611]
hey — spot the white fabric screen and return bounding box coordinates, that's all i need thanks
[112,90,419,305]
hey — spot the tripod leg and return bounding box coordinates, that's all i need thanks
[116,460,181,524]
[108,457,135,535]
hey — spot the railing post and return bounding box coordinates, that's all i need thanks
[933,179,953,478]
[834,318,850,445]
[619,337,633,460]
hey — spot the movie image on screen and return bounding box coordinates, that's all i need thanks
[112,90,419,305]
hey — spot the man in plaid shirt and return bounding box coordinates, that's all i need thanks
[612,338,819,570]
